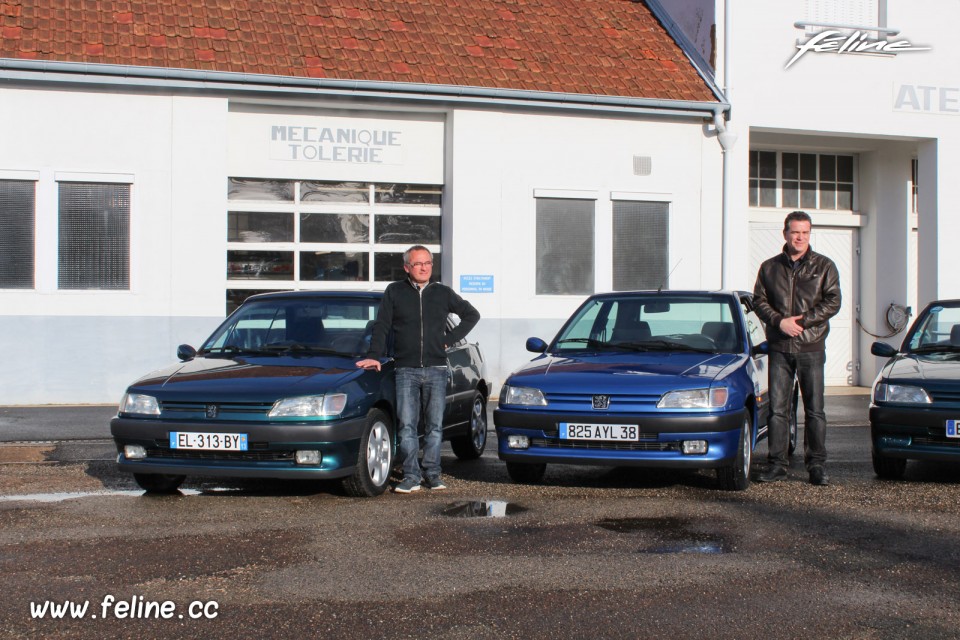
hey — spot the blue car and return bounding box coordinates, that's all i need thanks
[870,299,960,479]
[494,291,771,491]
[111,291,489,496]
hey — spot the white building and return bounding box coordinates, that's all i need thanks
[0,1,729,404]
[659,0,960,386]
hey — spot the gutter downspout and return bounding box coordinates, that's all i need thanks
[717,0,737,290]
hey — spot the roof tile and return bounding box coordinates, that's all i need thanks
[0,0,715,102]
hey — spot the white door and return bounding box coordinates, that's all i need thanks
[748,222,858,386]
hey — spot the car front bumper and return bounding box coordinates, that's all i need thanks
[110,414,370,479]
[493,408,746,469]
[870,404,960,463]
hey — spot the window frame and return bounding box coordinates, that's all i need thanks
[748,150,857,212]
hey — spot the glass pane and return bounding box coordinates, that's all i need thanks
[820,155,836,181]
[374,184,442,205]
[781,153,799,180]
[374,252,441,282]
[300,181,369,203]
[228,212,293,242]
[58,182,130,290]
[820,183,836,210]
[226,289,279,315]
[837,155,854,182]
[300,251,368,281]
[836,183,853,210]
[749,151,759,179]
[759,151,777,179]
[374,214,441,244]
[0,180,35,288]
[782,181,799,208]
[748,180,758,207]
[759,180,777,207]
[536,198,594,295]
[800,154,817,180]
[300,213,369,243]
[801,182,817,208]
[227,178,294,202]
[226,250,294,280]
[612,201,668,291]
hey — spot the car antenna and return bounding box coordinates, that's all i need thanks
[658,259,682,293]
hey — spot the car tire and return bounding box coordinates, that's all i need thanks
[872,449,907,479]
[506,461,546,484]
[717,412,752,491]
[450,392,488,460]
[788,381,799,456]
[134,473,185,494]
[342,408,394,498]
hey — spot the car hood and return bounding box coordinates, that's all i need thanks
[126,354,366,401]
[507,352,741,392]
[883,352,960,381]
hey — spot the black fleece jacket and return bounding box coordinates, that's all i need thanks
[366,279,480,368]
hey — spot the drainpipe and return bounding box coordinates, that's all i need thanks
[717,0,736,290]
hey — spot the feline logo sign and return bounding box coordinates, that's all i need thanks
[786,30,930,69]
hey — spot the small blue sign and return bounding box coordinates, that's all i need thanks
[460,275,494,293]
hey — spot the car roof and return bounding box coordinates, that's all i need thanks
[242,290,384,303]
[586,290,742,299]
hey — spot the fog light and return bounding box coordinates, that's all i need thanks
[295,450,322,465]
[124,444,147,460]
[507,435,530,449]
[682,440,708,455]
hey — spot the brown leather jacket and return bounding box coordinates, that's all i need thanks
[752,246,841,353]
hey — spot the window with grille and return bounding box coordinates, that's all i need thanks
[535,198,594,295]
[58,182,130,290]
[226,178,442,311]
[0,180,36,289]
[612,201,669,291]
[749,151,855,211]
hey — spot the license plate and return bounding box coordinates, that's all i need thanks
[170,432,249,451]
[947,420,960,438]
[559,423,638,441]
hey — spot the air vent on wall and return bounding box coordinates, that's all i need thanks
[633,156,652,176]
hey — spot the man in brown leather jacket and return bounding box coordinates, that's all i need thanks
[753,211,841,485]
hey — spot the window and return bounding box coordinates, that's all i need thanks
[0,180,36,289]
[226,178,441,309]
[536,198,594,295]
[749,151,855,211]
[802,0,884,35]
[58,182,130,290]
[612,201,669,291]
[911,158,919,214]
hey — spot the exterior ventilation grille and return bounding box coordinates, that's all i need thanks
[633,156,652,176]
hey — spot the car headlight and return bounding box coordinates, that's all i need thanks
[873,383,931,404]
[500,384,547,406]
[657,387,728,409]
[120,393,161,416]
[268,393,348,418]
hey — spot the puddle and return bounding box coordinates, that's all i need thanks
[595,516,731,554]
[441,500,526,518]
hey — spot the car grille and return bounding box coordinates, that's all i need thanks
[543,391,661,411]
[912,436,960,449]
[159,400,275,420]
[930,389,960,404]
[531,435,678,452]
[145,447,294,462]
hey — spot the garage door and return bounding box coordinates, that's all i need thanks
[748,222,858,386]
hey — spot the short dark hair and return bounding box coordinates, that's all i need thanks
[403,245,432,265]
[783,210,812,232]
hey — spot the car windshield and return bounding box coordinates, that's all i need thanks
[200,296,380,357]
[551,294,742,354]
[905,302,960,354]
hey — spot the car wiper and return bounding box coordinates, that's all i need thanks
[620,339,718,354]
[262,342,346,356]
[198,345,276,356]
[555,338,620,351]
[911,344,960,354]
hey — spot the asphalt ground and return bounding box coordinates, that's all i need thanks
[3,391,960,639]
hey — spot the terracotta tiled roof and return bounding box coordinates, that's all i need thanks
[0,0,716,102]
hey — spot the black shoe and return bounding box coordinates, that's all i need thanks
[757,466,787,483]
[809,466,829,486]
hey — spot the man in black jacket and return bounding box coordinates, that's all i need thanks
[753,211,841,485]
[356,245,480,493]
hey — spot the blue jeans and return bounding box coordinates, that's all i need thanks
[396,366,447,483]
[768,350,827,471]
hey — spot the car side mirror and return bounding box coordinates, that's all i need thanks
[526,337,548,353]
[177,344,197,361]
[750,341,769,357]
[871,341,898,358]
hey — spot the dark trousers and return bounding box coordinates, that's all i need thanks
[768,350,827,471]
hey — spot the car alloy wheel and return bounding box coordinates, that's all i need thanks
[717,412,751,491]
[342,408,393,497]
[451,392,488,460]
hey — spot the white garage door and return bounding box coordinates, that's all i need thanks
[748,222,858,386]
